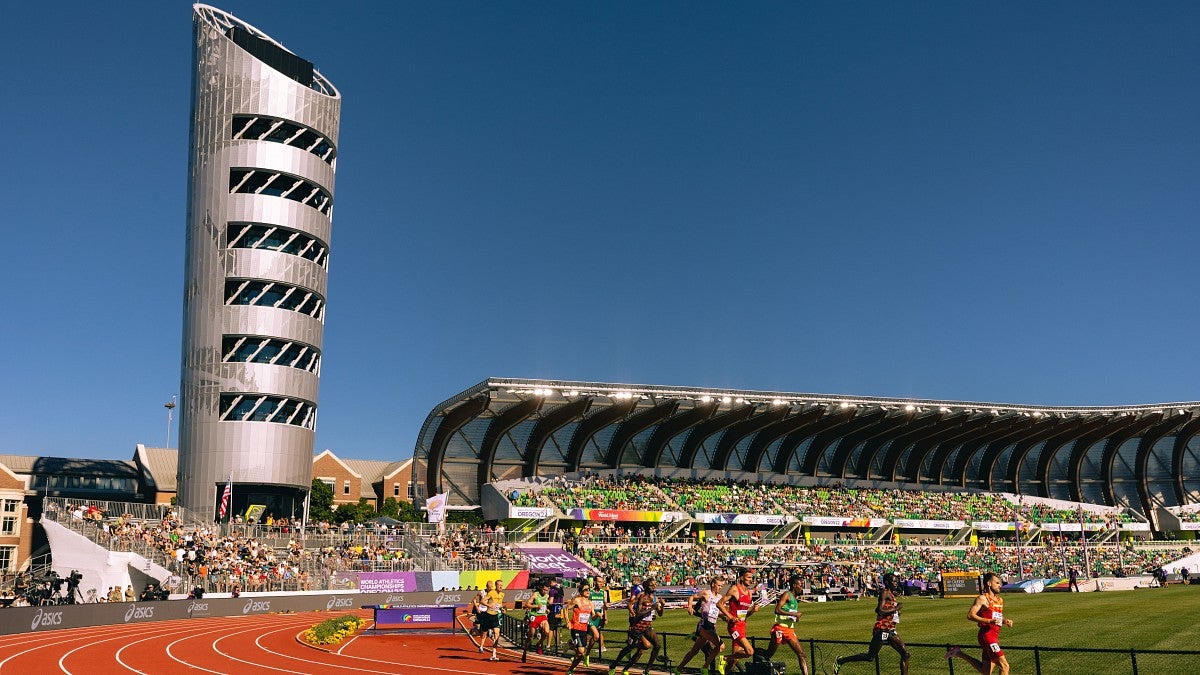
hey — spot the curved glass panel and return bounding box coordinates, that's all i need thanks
[222,335,320,374]
[232,115,336,164]
[227,223,329,267]
[229,169,332,215]
[224,279,324,320]
[218,394,315,429]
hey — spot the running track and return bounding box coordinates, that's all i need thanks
[0,610,582,675]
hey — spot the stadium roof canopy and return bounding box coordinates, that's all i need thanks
[414,378,1200,517]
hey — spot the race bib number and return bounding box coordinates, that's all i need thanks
[772,630,784,640]
[892,612,900,624]
[989,642,1001,653]
[736,609,749,620]
[880,631,890,640]
[992,612,1004,624]
[578,612,590,624]
[592,600,604,611]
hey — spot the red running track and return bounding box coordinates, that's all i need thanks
[0,610,591,675]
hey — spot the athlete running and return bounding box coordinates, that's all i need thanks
[565,581,595,675]
[673,577,727,675]
[609,577,665,675]
[526,581,552,655]
[480,580,505,661]
[589,576,609,661]
[946,572,1014,675]
[717,567,760,673]
[762,575,809,675]
[834,572,910,674]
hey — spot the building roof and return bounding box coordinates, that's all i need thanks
[414,377,1200,516]
[0,454,137,477]
[135,445,179,491]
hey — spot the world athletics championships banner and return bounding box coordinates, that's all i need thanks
[567,509,688,523]
[803,516,888,528]
[514,546,595,578]
[330,569,531,593]
[695,513,796,525]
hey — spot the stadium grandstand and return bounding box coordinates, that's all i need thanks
[415,378,1200,531]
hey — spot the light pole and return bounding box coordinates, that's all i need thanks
[164,396,177,449]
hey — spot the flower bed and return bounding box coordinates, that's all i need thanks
[302,614,366,646]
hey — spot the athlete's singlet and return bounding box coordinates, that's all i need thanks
[977,594,1004,642]
[727,585,753,639]
[874,594,900,632]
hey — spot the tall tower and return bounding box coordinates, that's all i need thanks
[179,5,341,520]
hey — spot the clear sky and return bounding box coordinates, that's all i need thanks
[3,1,1198,463]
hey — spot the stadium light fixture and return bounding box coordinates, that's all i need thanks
[721,396,732,404]
[905,404,916,412]
[771,399,784,406]
[700,396,713,403]
[567,390,579,397]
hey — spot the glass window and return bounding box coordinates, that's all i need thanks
[393,483,400,497]
[0,547,13,572]
[343,480,350,495]
[3,500,17,513]
[1,516,16,536]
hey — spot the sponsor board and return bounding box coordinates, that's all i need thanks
[1120,523,1151,531]
[893,519,965,530]
[509,506,553,519]
[803,516,888,528]
[29,607,64,631]
[242,599,272,615]
[695,513,796,525]
[325,596,356,610]
[123,604,155,623]
[186,600,212,617]
[1179,522,1200,531]
[1039,522,1105,532]
[566,509,688,523]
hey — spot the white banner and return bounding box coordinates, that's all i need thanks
[425,493,448,523]
[803,516,888,528]
[1180,522,1200,531]
[893,519,965,530]
[972,521,1020,532]
[1039,522,1105,532]
[1119,523,1151,531]
[695,513,796,525]
[509,506,553,519]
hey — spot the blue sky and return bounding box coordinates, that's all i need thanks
[3,1,1198,462]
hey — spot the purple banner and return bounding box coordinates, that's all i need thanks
[515,546,594,578]
[373,605,456,628]
[343,572,419,593]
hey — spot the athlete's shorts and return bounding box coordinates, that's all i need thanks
[627,621,654,645]
[478,612,500,631]
[873,627,897,643]
[728,620,748,641]
[589,613,605,628]
[529,615,548,631]
[570,629,590,649]
[771,624,796,644]
[697,619,718,634]
[978,634,1004,662]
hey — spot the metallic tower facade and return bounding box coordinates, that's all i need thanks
[179,5,341,519]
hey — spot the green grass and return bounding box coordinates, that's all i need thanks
[585,586,1200,674]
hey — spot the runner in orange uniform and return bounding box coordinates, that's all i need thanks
[946,572,1014,675]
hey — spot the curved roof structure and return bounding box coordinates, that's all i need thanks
[414,378,1200,521]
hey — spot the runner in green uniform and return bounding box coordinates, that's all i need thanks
[762,576,809,675]
[586,577,608,667]
[525,581,552,654]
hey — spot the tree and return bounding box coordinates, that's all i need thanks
[310,479,334,523]
[379,496,400,519]
[333,498,376,524]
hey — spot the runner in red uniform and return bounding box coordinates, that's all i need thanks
[717,568,759,672]
[946,572,1014,675]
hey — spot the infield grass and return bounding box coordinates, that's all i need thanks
[589,585,1199,674]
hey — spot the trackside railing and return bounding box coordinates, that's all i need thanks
[488,625,1200,674]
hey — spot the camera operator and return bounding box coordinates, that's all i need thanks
[139,583,157,602]
[65,570,83,605]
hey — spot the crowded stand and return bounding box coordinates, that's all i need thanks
[541,474,678,512]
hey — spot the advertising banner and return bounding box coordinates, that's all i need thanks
[802,516,887,528]
[893,519,965,530]
[331,569,530,593]
[695,513,796,525]
[1119,523,1151,531]
[1179,522,1200,531]
[372,605,457,629]
[509,506,553,519]
[514,546,595,578]
[566,509,687,523]
[940,572,978,598]
[1038,522,1105,532]
[972,521,1020,532]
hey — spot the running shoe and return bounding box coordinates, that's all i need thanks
[584,655,590,667]
[716,654,727,675]
[537,646,544,655]
[945,646,961,659]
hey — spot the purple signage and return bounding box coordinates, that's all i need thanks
[347,572,419,593]
[372,605,456,629]
[515,546,594,578]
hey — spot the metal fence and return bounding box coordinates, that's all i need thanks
[491,620,1200,675]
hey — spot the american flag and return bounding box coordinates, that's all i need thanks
[218,479,232,520]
